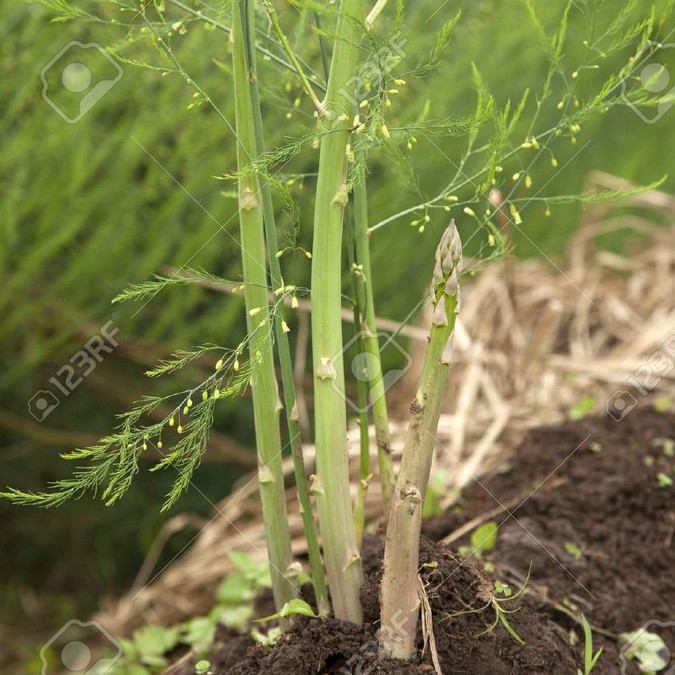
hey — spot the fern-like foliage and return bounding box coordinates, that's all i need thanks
[0,267,285,510]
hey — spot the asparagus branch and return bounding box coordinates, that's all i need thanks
[353,173,396,518]
[379,221,462,659]
[231,0,296,613]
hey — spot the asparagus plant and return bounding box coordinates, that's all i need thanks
[4,1,662,668]
[380,221,462,659]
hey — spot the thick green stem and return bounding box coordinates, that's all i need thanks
[231,0,296,613]
[379,222,462,659]
[311,0,366,624]
[353,173,396,519]
[243,0,329,617]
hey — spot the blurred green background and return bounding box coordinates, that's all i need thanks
[1,0,673,669]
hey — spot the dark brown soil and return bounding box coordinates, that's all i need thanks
[170,406,675,674]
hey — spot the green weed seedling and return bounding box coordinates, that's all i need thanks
[194,660,212,675]
[569,395,596,420]
[443,571,531,647]
[256,598,316,623]
[252,599,317,647]
[657,472,673,488]
[576,615,603,675]
[113,550,272,673]
[458,521,498,560]
[564,542,584,560]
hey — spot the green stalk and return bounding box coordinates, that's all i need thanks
[231,0,296,613]
[346,211,372,546]
[353,172,396,519]
[261,0,323,113]
[311,0,367,624]
[243,0,329,617]
[379,221,462,659]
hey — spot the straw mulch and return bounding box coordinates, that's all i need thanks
[97,172,675,636]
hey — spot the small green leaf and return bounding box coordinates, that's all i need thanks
[494,580,512,598]
[570,395,596,420]
[195,659,211,674]
[256,599,316,623]
[214,603,253,632]
[471,521,498,554]
[183,617,216,655]
[217,570,256,604]
[251,626,282,647]
[657,472,673,488]
[564,542,583,560]
[132,624,181,660]
[653,397,672,412]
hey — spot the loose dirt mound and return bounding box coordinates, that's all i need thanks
[170,406,675,673]
[183,537,579,675]
[434,406,675,674]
